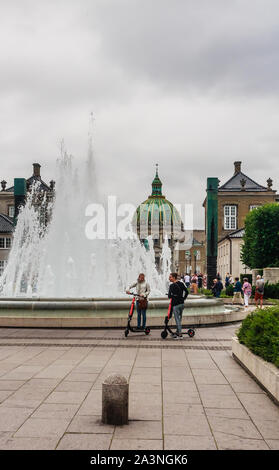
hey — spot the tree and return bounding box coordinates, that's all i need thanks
[241,203,279,269]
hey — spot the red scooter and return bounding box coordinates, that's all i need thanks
[161,298,195,339]
[124,292,151,337]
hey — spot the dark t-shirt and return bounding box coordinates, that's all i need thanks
[168,281,189,306]
[234,281,242,292]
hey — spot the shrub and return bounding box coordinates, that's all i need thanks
[225,284,234,297]
[241,204,279,269]
[237,306,279,367]
[263,282,279,299]
[200,288,213,296]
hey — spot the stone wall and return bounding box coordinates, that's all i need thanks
[263,268,279,284]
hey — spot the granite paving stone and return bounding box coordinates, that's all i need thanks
[14,417,71,438]
[55,380,93,393]
[0,390,14,402]
[237,393,279,420]
[164,435,217,450]
[163,413,212,436]
[0,324,277,450]
[199,393,242,409]
[163,403,204,416]
[66,415,115,434]
[266,440,279,450]
[250,418,279,440]
[213,432,269,450]
[111,439,163,450]
[114,420,162,439]
[45,390,89,405]
[192,369,228,385]
[1,437,59,450]
[204,407,250,420]
[207,416,263,439]
[31,403,80,420]
[56,433,112,450]
[0,407,33,431]
[0,380,25,391]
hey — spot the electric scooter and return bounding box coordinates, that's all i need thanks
[124,292,151,337]
[161,298,195,339]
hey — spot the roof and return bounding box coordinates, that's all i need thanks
[134,166,183,228]
[135,196,182,227]
[192,237,204,246]
[218,227,245,244]
[229,227,245,238]
[219,171,268,192]
[0,214,14,233]
[7,176,51,193]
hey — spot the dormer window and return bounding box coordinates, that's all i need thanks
[224,205,237,230]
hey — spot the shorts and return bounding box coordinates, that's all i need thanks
[255,292,264,301]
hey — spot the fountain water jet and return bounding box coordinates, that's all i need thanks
[0,131,171,298]
[0,124,243,328]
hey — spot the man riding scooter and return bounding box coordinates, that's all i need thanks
[168,272,189,339]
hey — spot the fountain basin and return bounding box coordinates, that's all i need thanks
[0,296,246,328]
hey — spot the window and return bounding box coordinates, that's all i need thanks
[5,238,11,249]
[196,250,201,260]
[250,205,260,211]
[0,238,12,249]
[0,260,7,276]
[8,206,15,218]
[224,205,237,230]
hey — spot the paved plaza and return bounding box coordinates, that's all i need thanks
[0,323,278,450]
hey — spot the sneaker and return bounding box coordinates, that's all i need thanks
[172,334,179,339]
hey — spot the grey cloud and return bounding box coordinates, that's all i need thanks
[0,0,278,229]
[84,0,279,95]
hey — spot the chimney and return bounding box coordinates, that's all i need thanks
[33,163,41,178]
[234,161,242,174]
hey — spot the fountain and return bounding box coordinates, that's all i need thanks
[0,122,243,328]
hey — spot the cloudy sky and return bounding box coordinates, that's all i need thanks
[1,0,279,228]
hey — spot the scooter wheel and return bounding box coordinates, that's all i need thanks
[124,329,129,337]
[161,330,168,339]
[145,328,151,335]
[187,329,195,338]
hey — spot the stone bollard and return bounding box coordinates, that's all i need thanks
[102,374,129,425]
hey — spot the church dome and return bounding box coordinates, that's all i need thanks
[134,166,183,238]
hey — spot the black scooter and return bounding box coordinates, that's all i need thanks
[161,298,195,339]
[124,292,151,337]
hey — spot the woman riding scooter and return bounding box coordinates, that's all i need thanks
[126,273,150,330]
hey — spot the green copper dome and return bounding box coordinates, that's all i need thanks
[133,166,182,235]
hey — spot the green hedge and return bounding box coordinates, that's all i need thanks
[199,288,213,296]
[262,282,279,299]
[201,282,279,299]
[225,284,234,296]
[237,307,279,367]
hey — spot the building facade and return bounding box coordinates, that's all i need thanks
[0,163,54,269]
[217,228,252,281]
[204,161,277,280]
[174,230,206,275]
